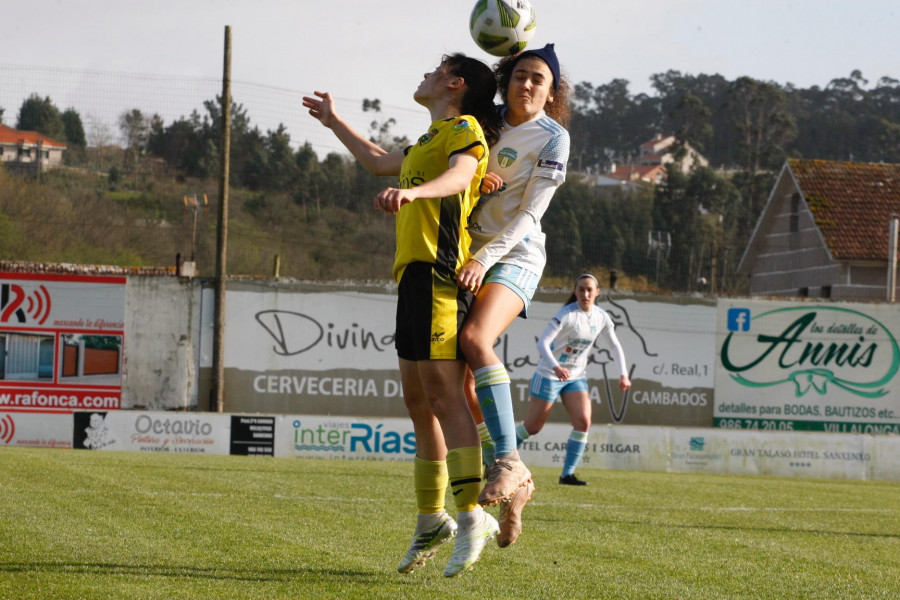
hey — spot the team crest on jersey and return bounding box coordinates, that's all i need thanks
[497,147,518,168]
[418,128,439,146]
[452,119,470,131]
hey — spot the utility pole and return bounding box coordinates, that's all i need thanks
[888,215,899,302]
[211,26,232,412]
[183,194,208,262]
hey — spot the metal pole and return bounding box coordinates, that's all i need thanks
[888,216,899,302]
[212,26,232,412]
[191,195,199,262]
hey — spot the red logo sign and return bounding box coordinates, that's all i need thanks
[0,284,52,325]
[0,414,15,444]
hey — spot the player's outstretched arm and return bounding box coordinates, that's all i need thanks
[302,91,403,176]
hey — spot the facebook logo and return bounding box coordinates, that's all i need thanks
[727,308,751,332]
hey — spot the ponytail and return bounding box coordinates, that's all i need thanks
[443,53,502,147]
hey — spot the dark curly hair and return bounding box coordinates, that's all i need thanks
[494,53,571,128]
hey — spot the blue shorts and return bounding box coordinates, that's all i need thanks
[529,373,589,402]
[483,263,540,317]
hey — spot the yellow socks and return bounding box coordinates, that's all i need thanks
[446,446,483,513]
[414,456,448,514]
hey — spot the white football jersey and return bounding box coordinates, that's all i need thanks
[468,110,569,275]
[535,303,627,381]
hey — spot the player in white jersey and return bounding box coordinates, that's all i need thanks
[454,43,571,548]
[465,104,568,276]
[517,274,632,486]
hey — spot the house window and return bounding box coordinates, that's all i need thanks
[42,150,49,159]
[822,286,832,298]
[19,148,31,158]
[0,147,4,156]
[799,287,809,297]
[789,193,800,233]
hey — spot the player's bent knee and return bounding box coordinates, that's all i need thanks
[458,328,482,357]
[572,419,590,432]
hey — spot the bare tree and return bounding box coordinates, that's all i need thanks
[118,109,150,173]
[87,117,114,171]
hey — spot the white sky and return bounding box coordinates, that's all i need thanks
[3,0,898,154]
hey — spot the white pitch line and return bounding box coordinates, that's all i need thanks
[64,490,898,513]
[528,501,894,513]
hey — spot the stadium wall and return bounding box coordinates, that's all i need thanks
[2,272,899,480]
[3,411,898,482]
[123,275,203,411]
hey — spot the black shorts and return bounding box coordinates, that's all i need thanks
[395,262,473,361]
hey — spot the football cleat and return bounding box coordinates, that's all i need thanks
[443,509,499,577]
[559,473,588,486]
[397,512,457,574]
[479,456,532,506]
[497,478,535,547]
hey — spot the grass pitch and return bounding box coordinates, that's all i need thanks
[1,446,898,599]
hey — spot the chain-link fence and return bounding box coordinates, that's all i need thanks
[0,63,732,290]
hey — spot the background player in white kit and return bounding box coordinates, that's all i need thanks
[516,273,632,485]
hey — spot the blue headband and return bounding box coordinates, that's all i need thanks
[518,43,560,91]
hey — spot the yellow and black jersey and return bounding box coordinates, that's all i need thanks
[392,116,488,282]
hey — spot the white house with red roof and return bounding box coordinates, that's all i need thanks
[605,134,709,185]
[604,163,667,185]
[0,124,67,172]
[637,134,709,172]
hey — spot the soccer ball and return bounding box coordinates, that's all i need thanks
[469,0,537,57]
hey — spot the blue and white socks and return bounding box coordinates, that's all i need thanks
[562,429,589,477]
[472,364,517,458]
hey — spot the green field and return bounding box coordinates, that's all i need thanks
[1,447,898,599]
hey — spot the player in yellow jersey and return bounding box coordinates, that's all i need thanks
[302,53,502,578]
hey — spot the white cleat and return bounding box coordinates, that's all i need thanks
[397,512,457,574]
[443,508,499,577]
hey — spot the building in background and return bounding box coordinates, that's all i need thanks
[737,159,900,300]
[0,124,67,175]
[605,134,709,184]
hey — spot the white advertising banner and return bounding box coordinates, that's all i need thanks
[270,416,899,482]
[0,411,72,449]
[518,423,669,472]
[0,273,125,413]
[715,299,900,433]
[206,285,717,427]
[667,427,877,479]
[871,435,900,481]
[0,273,125,332]
[72,411,230,455]
[275,415,416,461]
[0,407,886,482]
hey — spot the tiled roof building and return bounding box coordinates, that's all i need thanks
[738,159,900,300]
[0,124,67,173]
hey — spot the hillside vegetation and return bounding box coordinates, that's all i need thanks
[3,68,898,290]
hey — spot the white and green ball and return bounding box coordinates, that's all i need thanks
[469,0,537,57]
